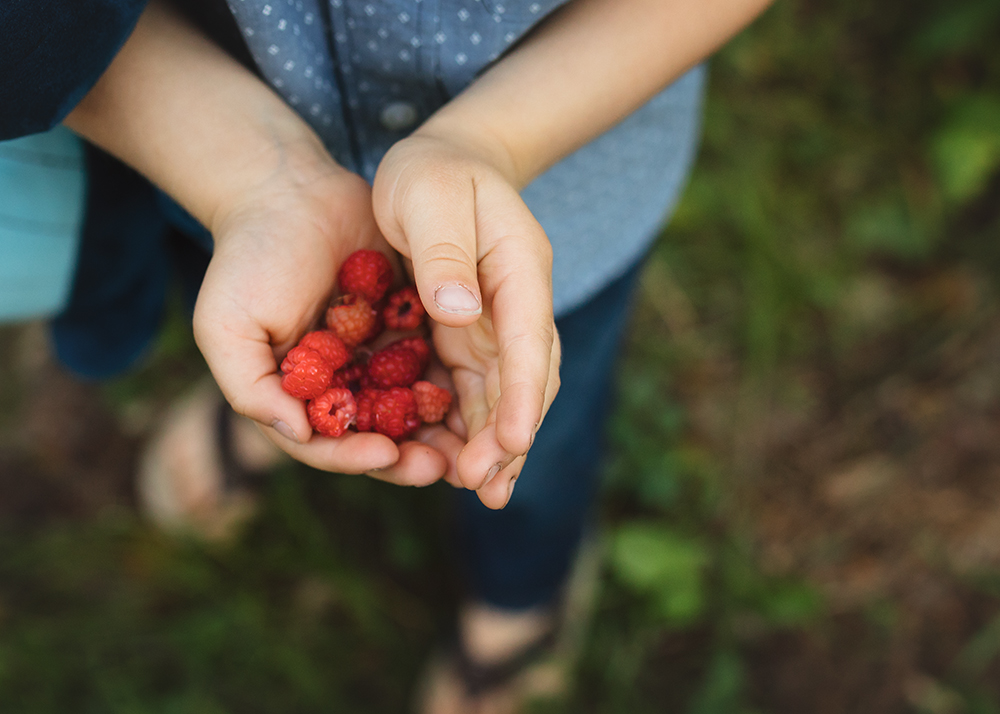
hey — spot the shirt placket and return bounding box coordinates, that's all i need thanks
[326,0,448,181]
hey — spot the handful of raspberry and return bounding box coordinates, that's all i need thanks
[280,249,452,441]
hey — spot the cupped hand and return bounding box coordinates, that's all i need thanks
[372,129,561,509]
[193,147,454,486]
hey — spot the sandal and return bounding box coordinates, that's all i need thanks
[137,379,286,541]
[452,619,559,700]
[416,537,603,714]
[417,608,560,714]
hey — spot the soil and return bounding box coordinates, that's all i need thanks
[4,267,1000,711]
[668,263,1000,711]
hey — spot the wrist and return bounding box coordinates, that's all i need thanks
[412,112,527,190]
[208,125,349,240]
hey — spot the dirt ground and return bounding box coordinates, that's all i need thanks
[0,324,137,525]
[4,262,1000,713]
[668,263,1000,712]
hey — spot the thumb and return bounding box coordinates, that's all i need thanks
[193,297,313,446]
[373,165,483,328]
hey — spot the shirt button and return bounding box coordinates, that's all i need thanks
[379,101,419,131]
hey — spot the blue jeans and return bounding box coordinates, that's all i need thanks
[455,261,643,610]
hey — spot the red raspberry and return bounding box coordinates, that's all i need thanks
[411,381,452,424]
[298,330,350,371]
[367,346,422,388]
[325,295,380,347]
[385,336,431,371]
[330,362,369,392]
[280,344,314,374]
[383,286,426,331]
[338,250,394,304]
[354,387,382,432]
[307,388,357,437]
[373,387,421,441]
[280,348,334,400]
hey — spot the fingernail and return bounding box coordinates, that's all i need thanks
[271,419,299,443]
[482,461,502,488]
[371,452,401,472]
[527,422,539,450]
[434,284,481,315]
[503,476,518,508]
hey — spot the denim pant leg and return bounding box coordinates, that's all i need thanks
[455,262,643,610]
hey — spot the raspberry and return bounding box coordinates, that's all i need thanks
[307,388,357,437]
[280,348,334,400]
[383,286,426,331]
[354,387,382,432]
[279,250,445,438]
[373,387,421,441]
[325,294,380,347]
[367,346,422,388]
[280,344,314,373]
[411,381,452,424]
[338,250,394,304]
[298,330,351,371]
[330,362,368,392]
[385,336,431,371]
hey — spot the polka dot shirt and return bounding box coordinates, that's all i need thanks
[228,0,561,178]
[227,0,707,316]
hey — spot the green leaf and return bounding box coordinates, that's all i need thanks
[954,614,1000,680]
[758,580,823,626]
[610,524,709,623]
[687,649,746,714]
[930,95,1000,204]
[845,198,931,260]
[910,0,1000,57]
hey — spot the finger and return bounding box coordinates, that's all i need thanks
[374,165,483,327]
[446,408,468,441]
[194,301,316,445]
[495,325,559,452]
[477,188,557,456]
[456,419,517,491]
[449,364,492,442]
[258,425,400,473]
[365,440,448,487]
[412,424,466,487]
[477,455,525,510]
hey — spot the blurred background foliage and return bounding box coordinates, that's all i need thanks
[2,0,1000,711]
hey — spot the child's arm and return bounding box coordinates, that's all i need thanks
[65,0,463,485]
[426,0,773,187]
[373,0,773,507]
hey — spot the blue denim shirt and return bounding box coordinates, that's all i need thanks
[229,0,705,314]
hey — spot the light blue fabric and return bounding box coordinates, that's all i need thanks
[227,0,704,315]
[0,126,86,321]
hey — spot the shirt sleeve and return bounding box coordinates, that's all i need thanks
[0,0,149,140]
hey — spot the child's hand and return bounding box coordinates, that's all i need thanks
[193,154,454,486]
[64,0,459,487]
[372,130,561,509]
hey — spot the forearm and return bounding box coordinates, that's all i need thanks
[63,0,337,232]
[418,0,773,188]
